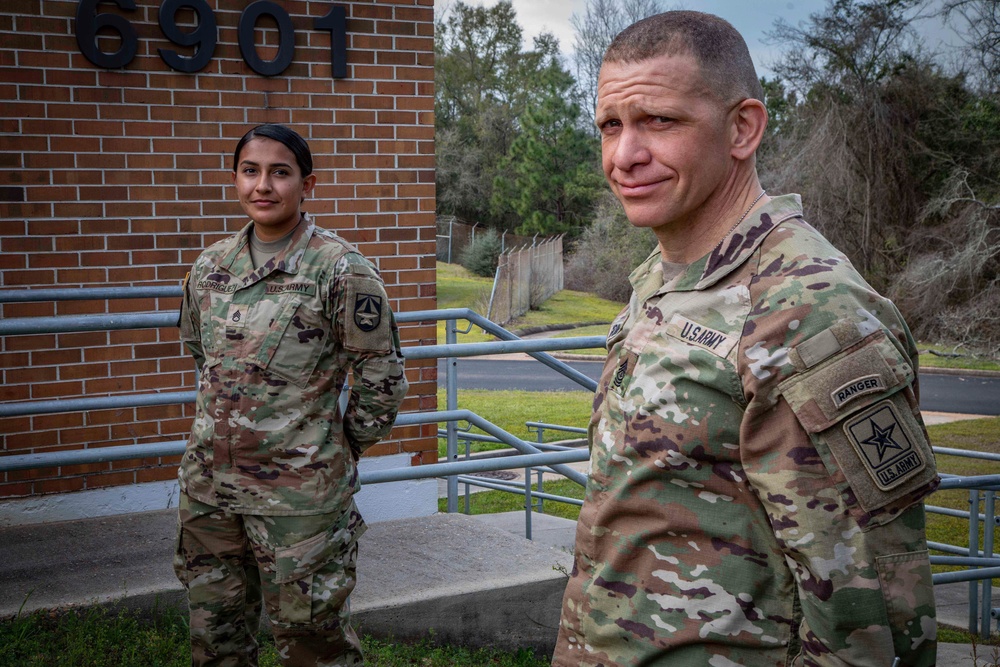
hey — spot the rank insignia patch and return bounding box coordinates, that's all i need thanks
[844,400,926,490]
[353,293,382,332]
[612,359,628,389]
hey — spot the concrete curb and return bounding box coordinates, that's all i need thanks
[920,366,1000,379]
[0,509,994,663]
[0,509,573,657]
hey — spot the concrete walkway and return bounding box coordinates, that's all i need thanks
[0,508,995,663]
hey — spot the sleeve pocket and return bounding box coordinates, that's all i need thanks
[876,549,937,662]
[778,332,938,529]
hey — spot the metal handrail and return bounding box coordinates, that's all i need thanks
[2,288,998,635]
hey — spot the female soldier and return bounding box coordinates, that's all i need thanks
[176,124,408,666]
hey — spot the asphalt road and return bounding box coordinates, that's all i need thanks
[437,358,1000,416]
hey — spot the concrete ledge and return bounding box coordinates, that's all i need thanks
[0,509,571,656]
[354,514,571,654]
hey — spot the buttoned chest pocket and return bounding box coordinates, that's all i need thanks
[253,295,328,388]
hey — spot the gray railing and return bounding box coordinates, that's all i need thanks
[1,285,997,636]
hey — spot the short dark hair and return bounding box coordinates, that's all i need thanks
[604,11,763,104]
[233,124,313,177]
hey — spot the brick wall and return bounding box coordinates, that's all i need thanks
[0,0,438,501]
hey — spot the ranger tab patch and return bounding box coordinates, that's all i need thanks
[844,400,926,491]
[832,374,886,409]
[353,293,382,332]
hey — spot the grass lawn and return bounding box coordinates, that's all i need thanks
[923,416,1000,582]
[438,386,1000,586]
[919,342,1000,372]
[0,605,550,667]
[436,388,592,458]
[435,263,622,346]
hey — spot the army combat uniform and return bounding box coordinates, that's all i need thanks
[176,215,408,666]
[553,195,938,667]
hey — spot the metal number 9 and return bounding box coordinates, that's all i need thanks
[157,0,217,73]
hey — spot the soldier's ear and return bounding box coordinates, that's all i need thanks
[729,98,767,161]
[303,173,317,196]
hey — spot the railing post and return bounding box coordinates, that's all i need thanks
[969,489,981,634]
[536,468,545,514]
[524,465,533,541]
[446,319,459,513]
[447,217,453,264]
[534,427,546,514]
[981,490,996,638]
[463,436,471,514]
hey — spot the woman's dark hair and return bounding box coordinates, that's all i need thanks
[233,124,313,177]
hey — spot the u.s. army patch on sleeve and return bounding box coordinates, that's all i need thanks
[844,400,926,491]
[353,293,383,332]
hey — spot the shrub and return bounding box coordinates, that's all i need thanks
[459,227,503,278]
[564,193,656,302]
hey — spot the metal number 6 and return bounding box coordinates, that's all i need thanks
[75,0,139,70]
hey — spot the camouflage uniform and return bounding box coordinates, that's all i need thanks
[175,214,408,666]
[553,195,938,667]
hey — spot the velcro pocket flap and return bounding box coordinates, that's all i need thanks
[778,331,909,432]
[274,510,364,585]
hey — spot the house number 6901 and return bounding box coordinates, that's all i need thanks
[75,0,348,78]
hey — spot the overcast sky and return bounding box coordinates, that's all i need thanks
[433,0,961,80]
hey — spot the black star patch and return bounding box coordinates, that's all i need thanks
[844,400,925,491]
[353,293,382,332]
[861,421,903,462]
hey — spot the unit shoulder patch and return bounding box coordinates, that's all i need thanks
[353,292,383,332]
[343,275,391,352]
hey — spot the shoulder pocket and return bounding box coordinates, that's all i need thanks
[342,275,393,353]
[778,331,937,530]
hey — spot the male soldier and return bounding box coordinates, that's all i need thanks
[552,12,938,667]
[176,124,408,666]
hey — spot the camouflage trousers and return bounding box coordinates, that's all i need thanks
[173,493,367,667]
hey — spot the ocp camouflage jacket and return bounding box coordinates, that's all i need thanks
[553,195,938,667]
[178,215,408,516]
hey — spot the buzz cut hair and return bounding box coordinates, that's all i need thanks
[603,11,764,104]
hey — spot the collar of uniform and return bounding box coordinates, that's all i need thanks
[695,194,804,290]
[628,247,668,303]
[628,195,804,302]
[219,214,316,283]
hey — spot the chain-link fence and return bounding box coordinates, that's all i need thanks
[436,217,539,263]
[487,236,564,325]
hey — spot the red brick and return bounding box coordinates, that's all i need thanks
[137,467,179,483]
[86,470,136,489]
[36,477,86,494]
[0,482,33,498]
